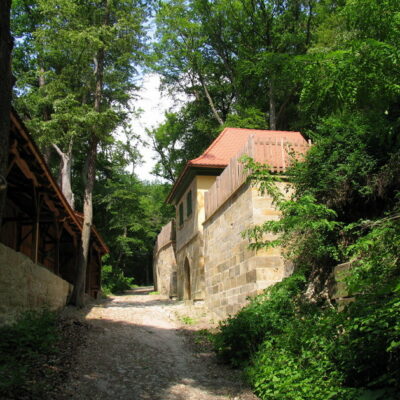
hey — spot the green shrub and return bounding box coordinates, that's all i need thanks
[101,264,135,294]
[336,295,400,391]
[216,212,400,398]
[223,146,400,398]
[0,310,58,398]
[214,272,306,367]
[248,341,354,400]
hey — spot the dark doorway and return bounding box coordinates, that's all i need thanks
[184,257,191,300]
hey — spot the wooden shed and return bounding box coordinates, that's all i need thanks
[0,110,108,298]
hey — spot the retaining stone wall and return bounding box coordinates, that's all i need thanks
[0,243,72,325]
[203,182,293,319]
[176,233,205,301]
[153,242,177,297]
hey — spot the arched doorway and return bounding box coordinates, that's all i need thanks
[184,257,191,300]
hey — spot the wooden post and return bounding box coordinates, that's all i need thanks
[54,219,61,275]
[281,137,286,171]
[16,213,22,251]
[33,192,42,264]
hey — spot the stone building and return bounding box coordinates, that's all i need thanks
[153,220,177,297]
[154,127,309,317]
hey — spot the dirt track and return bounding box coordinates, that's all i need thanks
[57,288,257,400]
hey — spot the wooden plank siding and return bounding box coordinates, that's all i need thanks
[204,135,311,220]
[154,220,176,255]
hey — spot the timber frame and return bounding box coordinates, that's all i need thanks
[0,109,108,298]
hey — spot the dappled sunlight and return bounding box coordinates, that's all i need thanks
[58,290,256,400]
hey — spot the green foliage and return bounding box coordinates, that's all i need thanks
[224,107,268,129]
[148,106,221,183]
[214,273,306,367]
[216,188,400,398]
[101,264,135,295]
[180,315,196,325]
[242,157,341,267]
[290,113,393,219]
[345,208,400,295]
[193,329,214,345]
[12,0,148,148]
[0,310,58,398]
[246,309,354,400]
[93,143,174,285]
[217,273,400,398]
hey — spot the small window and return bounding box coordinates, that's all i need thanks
[179,202,184,226]
[186,190,192,217]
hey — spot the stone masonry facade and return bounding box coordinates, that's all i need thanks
[0,243,73,325]
[153,242,177,297]
[154,130,310,318]
[203,182,293,319]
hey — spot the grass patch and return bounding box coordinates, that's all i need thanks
[0,309,59,399]
[193,329,215,345]
[180,315,196,325]
[148,290,160,295]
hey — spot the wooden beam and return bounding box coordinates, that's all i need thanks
[3,217,64,223]
[10,145,39,186]
[6,155,16,176]
[20,227,33,245]
[43,194,61,217]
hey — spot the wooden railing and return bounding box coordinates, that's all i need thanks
[154,220,175,254]
[204,135,310,220]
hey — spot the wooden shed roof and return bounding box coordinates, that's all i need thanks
[9,110,109,254]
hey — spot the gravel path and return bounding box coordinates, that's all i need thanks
[57,288,258,400]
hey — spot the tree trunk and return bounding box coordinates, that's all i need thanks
[53,140,75,209]
[0,0,13,226]
[198,72,224,126]
[69,135,98,306]
[269,79,277,130]
[38,65,53,164]
[70,45,105,306]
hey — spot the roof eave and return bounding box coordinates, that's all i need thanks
[11,109,109,255]
[166,163,225,205]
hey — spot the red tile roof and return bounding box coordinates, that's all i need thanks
[167,127,309,204]
[188,127,307,168]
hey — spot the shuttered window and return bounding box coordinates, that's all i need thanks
[186,190,192,217]
[179,202,184,226]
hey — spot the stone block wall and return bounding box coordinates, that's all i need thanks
[328,261,354,308]
[153,242,177,297]
[176,233,205,301]
[0,243,73,325]
[203,181,292,319]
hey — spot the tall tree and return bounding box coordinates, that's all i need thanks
[12,0,148,306]
[0,0,13,225]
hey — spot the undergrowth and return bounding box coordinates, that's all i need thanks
[215,152,400,399]
[101,264,135,294]
[0,310,59,399]
[216,269,400,399]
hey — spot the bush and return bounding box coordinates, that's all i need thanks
[0,310,58,398]
[214,273,306,367]
[223,136,400,398]
[216,213,400,398]
[101,264,135,294]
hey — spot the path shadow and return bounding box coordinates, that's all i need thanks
[58,294,257,400]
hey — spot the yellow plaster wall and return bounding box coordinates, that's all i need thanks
[175,175,217,301]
